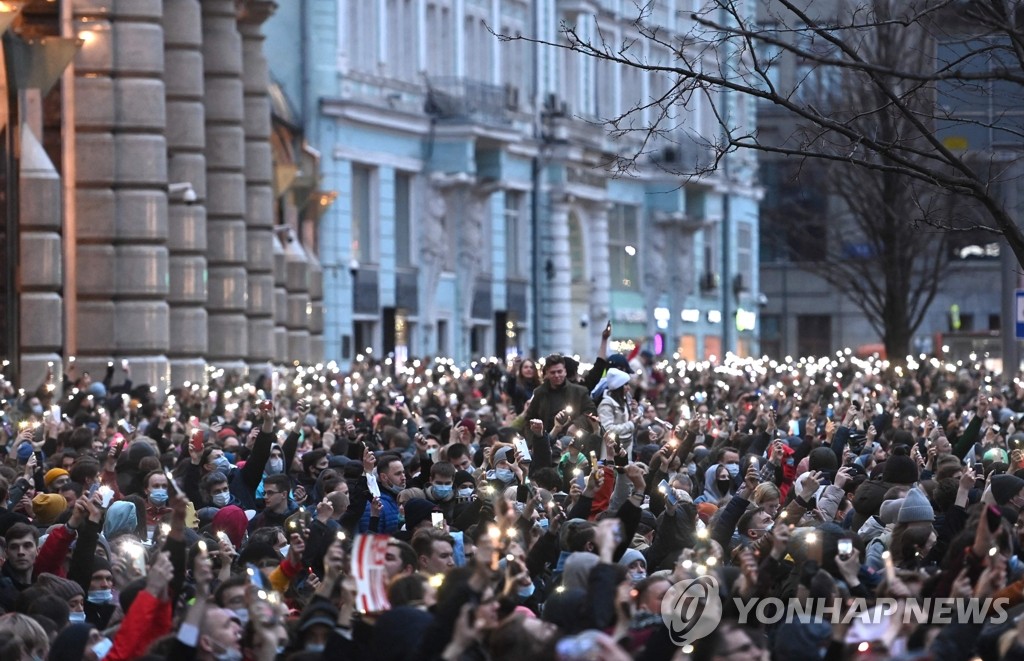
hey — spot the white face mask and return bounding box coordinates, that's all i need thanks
[91,637,113,660]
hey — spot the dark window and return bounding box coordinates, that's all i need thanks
[797,315,831,357]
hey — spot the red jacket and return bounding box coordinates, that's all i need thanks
[106,590,172,661]
[34,524,75,577]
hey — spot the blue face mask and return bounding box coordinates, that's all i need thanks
[517,582,536,599]
[457,487,474,499]
[68,611,86,623]
[87,589,113,604]
[266,457,284,475]
[537,518,549,530]
[213,456,231,473]
[495,468,515,484]
[223,452,236,464]
[91,637,113,660]
[149,488,168,506]
[432,484,453,500]
[30,404,43,416]
[212,492,231,507]
[725,463,740,478]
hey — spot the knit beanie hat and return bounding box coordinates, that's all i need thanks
[618,547,647,569]
[881,452,919,485]
[44,468,69,488]
[35,572,85,602]
[16,442,33,463]
[878,498,905,525]
[991,474,1024,506]
[32,493,67,526]
[896,488,934,523]
[403,498,439,531]
[808,447,838,473]
[696,502,717,524]
[48,623,95,661]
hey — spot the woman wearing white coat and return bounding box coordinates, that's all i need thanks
[593,368,641,461]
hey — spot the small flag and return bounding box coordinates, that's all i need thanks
[352,534,391,613]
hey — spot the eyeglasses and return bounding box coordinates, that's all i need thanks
[264,490,281,497]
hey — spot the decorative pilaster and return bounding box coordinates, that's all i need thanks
[74,0,170,389]
[164,0,209,387]
[202,0,248,366]
[238,1,276,367]
[589,202,612,339]
[18,127,63,385]
[542,197,573,355]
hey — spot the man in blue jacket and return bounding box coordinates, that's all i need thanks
[359,453,405,533]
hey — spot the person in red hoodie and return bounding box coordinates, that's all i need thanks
[104,551,176,661]
[211,505,248,550]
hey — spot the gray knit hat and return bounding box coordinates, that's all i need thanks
[896,487,934,524]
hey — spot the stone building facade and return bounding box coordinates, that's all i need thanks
[266,0,762,367]
[0,0,322,392]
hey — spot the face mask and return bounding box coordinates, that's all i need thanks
[537,518,549,529]
[149,488,168,506]
[495,468,514,483]
[384,480,403,495]
[87,589,113,604]
[213,646,243,661]
[305,643,326,653]
[517,582,536,599]
[457,487,474,499]
[238,421,253,433]
[30,404,43,416]
[716,479,731,494]
[212,492,231,507]
[465,464,476,475]
[91,637,113,660]
[223,452,236,464]
[266,457,284,475]
[628,571,647,583]
[213,456,232,473]
[276,646,287,656]
[432,484,453,500]
[68,611,86,623]
[725,463,740,478]
[232,608,249,625]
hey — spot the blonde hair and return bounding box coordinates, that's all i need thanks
[753,482,780,505]
[398,487,426,506]
[0,614,48,659]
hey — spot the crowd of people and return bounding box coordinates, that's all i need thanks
[0,332,1022,660]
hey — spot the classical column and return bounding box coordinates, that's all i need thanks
[164,0,209,387]
[542,197,572,355]
[308,255,324,363]
[272,235,288,361]
[284,241,311,363]
[588,202,611,337]
[18,127,63,386]
[238,1,276,368]
[202,0,248,367]
[74,0,170,389]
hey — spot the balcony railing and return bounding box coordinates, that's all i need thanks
[424,77,511,125]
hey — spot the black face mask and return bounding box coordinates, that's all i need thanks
[716,479,732,494]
